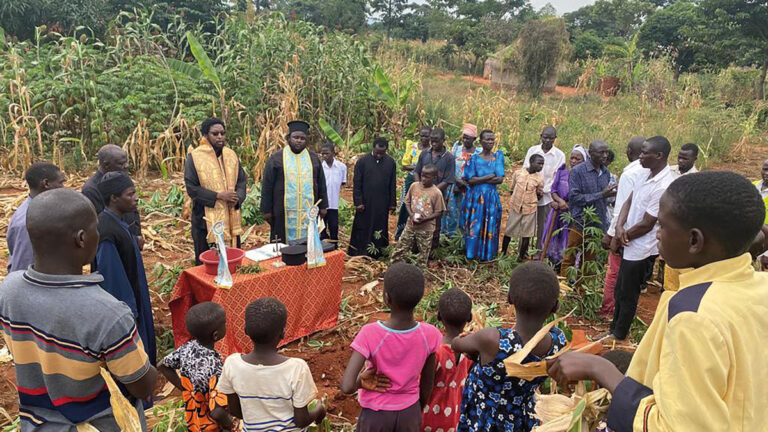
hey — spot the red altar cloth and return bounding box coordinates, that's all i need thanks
[169,250,344,357]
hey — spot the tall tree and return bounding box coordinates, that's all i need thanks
[700,0,768,99]
[516,17,571,96]
[637,1,707,81]
[565,0,655,39]
[369,0,409,39]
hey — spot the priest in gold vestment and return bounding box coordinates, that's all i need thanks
[185,117,247,264]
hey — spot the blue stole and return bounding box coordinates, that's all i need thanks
[282,147,314,242]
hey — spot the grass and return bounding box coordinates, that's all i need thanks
[418,70,766,170]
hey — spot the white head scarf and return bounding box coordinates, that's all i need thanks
[571,144,589,162]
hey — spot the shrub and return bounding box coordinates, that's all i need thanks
[515,18,571,97]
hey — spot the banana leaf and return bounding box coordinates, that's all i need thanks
[185,32,220,87]
[165,58,204,81]
[318,119,344,148]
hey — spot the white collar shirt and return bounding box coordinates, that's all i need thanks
[322,159,347,209]
[523,144,566,205]
[622,165,676,261]
[670,164,698,176]
[607,160,649,236]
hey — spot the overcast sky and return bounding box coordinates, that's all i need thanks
[530,0,595,15]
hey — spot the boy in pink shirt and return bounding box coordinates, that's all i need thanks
[341,262,442,432]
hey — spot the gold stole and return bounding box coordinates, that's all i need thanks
[190,138,243,243]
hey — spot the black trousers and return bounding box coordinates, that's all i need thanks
[321,209,339,249]
[192,226,241,265]
[610,256,656,340]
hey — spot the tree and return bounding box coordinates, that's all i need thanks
[700,0,768,100]
[516,17,571,96]
[637,1,706,81]
[565,0,655,39]
[369,0,409,39]
[277,0,366,32]
[604,33,641,89]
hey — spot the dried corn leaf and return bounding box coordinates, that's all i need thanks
[99,367,142,432]
[504,311,603,379]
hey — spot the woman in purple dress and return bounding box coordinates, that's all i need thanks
[540,145,587,265]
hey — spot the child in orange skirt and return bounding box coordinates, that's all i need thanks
[422,288,474,432]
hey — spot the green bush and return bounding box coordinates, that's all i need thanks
[714,67,761,106]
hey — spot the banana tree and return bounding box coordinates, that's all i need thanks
[318,119,366,155]
[371,65,415,150]
[604,33,641,91]
[185,31,228,122]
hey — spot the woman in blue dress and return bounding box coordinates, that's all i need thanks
[462,129,505,261]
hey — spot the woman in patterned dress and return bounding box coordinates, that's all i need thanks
[442,124,479,236]
[461,130,505,261]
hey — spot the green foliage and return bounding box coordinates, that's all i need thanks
[557,208,608,322]
[0,10,405,174]
[140,186,185,216]
[152,262,185,294]
[241,185,265,226]
[155,329,176,360]
[516,18,571,97]
[151,398,187,432]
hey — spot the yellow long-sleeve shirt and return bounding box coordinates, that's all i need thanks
[607,253,768,431]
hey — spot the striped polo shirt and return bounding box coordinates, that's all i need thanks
[0,268,150,431]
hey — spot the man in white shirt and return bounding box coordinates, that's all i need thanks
[599,136,646,318]
[523,125,566,249]
[670,142,699,176]
[609,136,675,340]
[320,143,347,248]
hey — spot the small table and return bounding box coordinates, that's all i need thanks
[169,250,345,357]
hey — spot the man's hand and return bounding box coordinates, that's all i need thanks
[609,233,622,254]
[359,368,392,393]
[136,235,145,251]
[264,213,273,225]
[217,191,239,204]
[319,209,328,218]
[601,183,618,198]
[601,234,612,250]
[389,206,396,214]
[550,201,559,210]
[356,205,365,213]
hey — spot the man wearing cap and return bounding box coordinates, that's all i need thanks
[261,120,328,244]
[443,123,479,235]
[185,117,248,264]
[94,171,156,366]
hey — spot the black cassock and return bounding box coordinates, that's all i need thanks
[260,149,328,243]
[348,153,397,258]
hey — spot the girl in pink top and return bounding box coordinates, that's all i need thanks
[341,263,442,432]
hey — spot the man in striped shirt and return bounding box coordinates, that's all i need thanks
[0,189,157,431]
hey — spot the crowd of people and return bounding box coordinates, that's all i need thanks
[2,115,768,432]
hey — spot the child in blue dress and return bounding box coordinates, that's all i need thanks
[452,262,567,432]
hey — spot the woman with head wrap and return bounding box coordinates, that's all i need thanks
[442,123,480,236]
[94,172,157,372]
[539,145,587,266]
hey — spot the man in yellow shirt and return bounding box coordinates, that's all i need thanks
[548,171,768,431]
